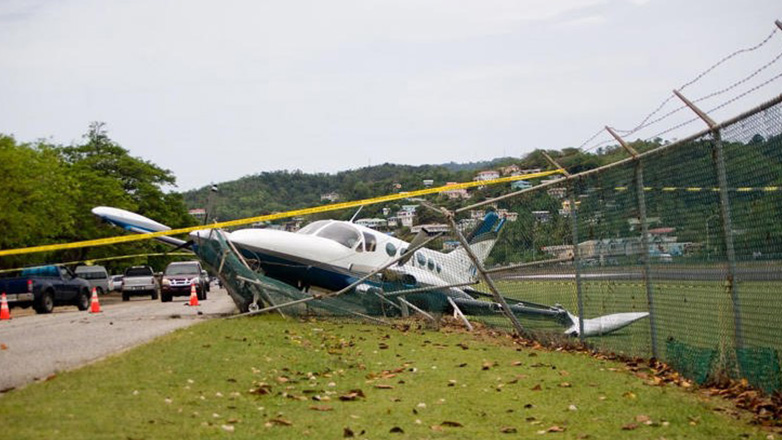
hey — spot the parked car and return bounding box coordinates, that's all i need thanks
[74,265,110,295]
[108,275,124,292]
[161,261,208,302]
[0,265,91,314]
[121,266,159,301]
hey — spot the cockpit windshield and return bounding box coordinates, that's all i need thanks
[316,223,361,249]
[297,220,330,235]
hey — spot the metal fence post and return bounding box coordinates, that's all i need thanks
[539,152,587,342]
[712,130,745,349]
[673,91,745,353]
[606,127,659,358]
[567,184,586,342]
[635,162,659,357]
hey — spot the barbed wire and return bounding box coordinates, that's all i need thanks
[678,26,779,92]
[578,24,781,152]
[576,127,608,150]
[705,70,782,115]
[693,50,782,105]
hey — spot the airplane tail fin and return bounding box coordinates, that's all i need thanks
[445,211,506,280]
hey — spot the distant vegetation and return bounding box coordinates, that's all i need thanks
[3,122,779,271]
[0,123,195,271]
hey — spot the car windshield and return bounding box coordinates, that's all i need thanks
[125,267,152,277]
[316,223,361,249]
[165,264,199,276]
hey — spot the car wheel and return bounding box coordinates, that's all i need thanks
[122,292,129,301]
[161,293,171,302]
[76,289,90,311]
[35,290,55,314]
[151,289,159,300]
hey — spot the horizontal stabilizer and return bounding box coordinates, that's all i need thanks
[564,312,649,337]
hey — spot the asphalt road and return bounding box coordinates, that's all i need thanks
[0,286,238,393]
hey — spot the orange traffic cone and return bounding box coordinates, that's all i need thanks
[89,287,102,313]
[188,283,199,307]
[1,292,11,320]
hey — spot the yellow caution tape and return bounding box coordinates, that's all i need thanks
[614,186,782,192]
[0,170,565,258]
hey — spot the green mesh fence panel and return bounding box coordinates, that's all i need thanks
[665,338,716,385]
[736,347,782,394]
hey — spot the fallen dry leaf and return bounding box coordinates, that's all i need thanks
[389,426,404,433]
[635,414,651,424]
[309,405,333,411]
[621,423,638,430]
[559,382,572,388]
[269,417,292,426]
[548,425,566,433]
[339,389,366,401]
[343,427,354,438]
[441,421,463,427]
[249,383,272,395]
[531,384,542,391]
[500,426,517,433]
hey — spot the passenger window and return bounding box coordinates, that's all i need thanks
[363,233,377,252]
[385,242,397,257]
[427,258,435,271]
[416,253,426,266]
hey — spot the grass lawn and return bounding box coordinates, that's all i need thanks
[0,315,771,439]
[486,279,782,363]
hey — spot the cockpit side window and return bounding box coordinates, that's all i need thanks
[363,232,377,252]
[297,220,331,235]
[316,223,361,249]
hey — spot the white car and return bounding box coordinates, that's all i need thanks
[108,275,124,292]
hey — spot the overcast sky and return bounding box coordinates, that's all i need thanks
[1,0,780,191]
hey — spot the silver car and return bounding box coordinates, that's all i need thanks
[121,266,159,301]
[74,265,110,295]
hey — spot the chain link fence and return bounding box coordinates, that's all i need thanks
[472,96,782,392]
[203,94,782,396]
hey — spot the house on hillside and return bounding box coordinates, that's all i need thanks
[411,224,450,234]
[396,210,415,228]
[356,218,388,229]
[532,210,551,223]
[320,192,341,202]
[500,165,521,175]
[474,170,500,181]
[443,182,470,200]
[511,180,532,190]
[496,209,518,222]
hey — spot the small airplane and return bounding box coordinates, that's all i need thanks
[91,206,648,337]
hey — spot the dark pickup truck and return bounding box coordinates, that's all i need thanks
[0,265,91,314]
